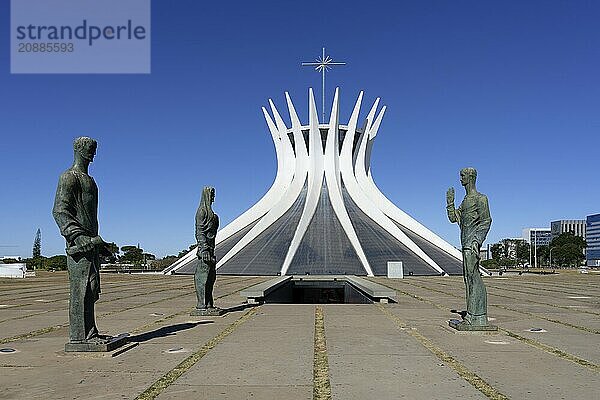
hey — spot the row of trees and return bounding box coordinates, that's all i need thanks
[537,233,586,267]
[2,230,196,272]
[150,244,197,269]
[486,239,529,268]
[107,244,156,266]
[24,229,163,270]
[482,232,586,269]
[26,246,161,271]
[25,243,158,271]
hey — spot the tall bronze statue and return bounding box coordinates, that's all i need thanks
[192,186,222,316]
[446,167,495,330]
[53,137,126,351]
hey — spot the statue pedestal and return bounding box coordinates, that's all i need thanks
[64,334,130,353]
[190,307,224,317]
[448,319,498,332]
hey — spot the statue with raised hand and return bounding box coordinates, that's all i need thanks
[53,137,114,347]
[447,167,494,329]
[192,186,222,316]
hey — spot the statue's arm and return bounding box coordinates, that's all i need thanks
[195,209,212,262]
[446,187,460,224]
[194,208,203,244]
[195,209,208,248]
[52,172,86,244]
[446,204,460,224]
[474,195,492,248]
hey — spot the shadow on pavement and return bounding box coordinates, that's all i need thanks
[220,303,258,315]
[450,309,467,318]
[127,321,213,343]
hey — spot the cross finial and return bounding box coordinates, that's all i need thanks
[302,47,346,121]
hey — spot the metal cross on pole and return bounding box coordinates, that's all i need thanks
[302,47,346,121]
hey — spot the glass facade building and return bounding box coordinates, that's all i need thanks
[522,228,552,246]
[586,214,600,267]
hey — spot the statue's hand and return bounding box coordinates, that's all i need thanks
[74,235,94,253]
[446,187,455,205]
[471,240,480,253]
[201,251,211,263]
[98,243,113,257]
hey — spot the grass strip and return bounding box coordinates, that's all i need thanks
[374,278,600,334]
[500,328,600,373]
[134,306,258,400]
[0,325,63,344]
[313,305,331,400]
[0,284,195,324]
[372,279,600,373]
[406,279,600,334]
[376,303,510,400]
[127,279,261,335]
[0,277,262,344]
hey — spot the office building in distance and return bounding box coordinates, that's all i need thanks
[551,220,586,241]
[522,228,552,246]
[586,214,600,267]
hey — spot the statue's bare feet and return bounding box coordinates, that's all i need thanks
[463,314,488,326]
[86,335,110,344]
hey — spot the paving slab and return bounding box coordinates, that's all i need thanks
[156,304,314,399]
[329,355,486,400]
[158,384,312,400]
[385,299,600,400]
[324,305,487,400]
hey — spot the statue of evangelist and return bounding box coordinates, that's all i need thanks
[446,167,495,330]
[191,186,223,316]
[53,137,127,351]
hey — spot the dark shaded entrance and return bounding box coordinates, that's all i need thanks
[264,278,372,304]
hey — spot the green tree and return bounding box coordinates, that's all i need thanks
[32,228,41,258]
[177,244,197,259]
[550,232,586,267]
[515,240,530,266]
[490,238,531,268]
[31,228,43,269]
[45,255,67,271]
[490,243,503,261]
[535,245,549,266]
[1,258,21,264]
[502,258,518,268]
[481,259,499,269]
[24,257,37,270]
[103,242,120,263]
[142,253,156,265]
[149,255,178,270]
[120,245,144,265]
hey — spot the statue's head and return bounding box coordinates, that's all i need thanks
[73,137,97,163]
[460,167,477,187]
[202,186,215,207]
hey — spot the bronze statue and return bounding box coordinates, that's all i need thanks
[192,186,222,316]
[53,137,126,351]
[447,167,494,329]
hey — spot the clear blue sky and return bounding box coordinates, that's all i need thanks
[1,1,598,258]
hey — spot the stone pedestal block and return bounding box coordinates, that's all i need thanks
[190,307,224,317]
[64,334,129,352]
[448,319,498,332]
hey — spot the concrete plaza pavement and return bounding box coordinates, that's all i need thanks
[0,271,598,399]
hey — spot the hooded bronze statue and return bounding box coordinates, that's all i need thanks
[192,186,221,315]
